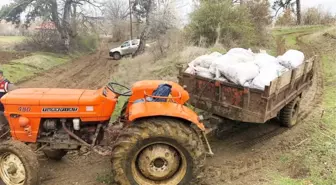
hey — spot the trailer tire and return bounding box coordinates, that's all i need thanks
[0,140,39,185]
[43,149,68,161]
[280,97,301,128]
[111,117,205,185]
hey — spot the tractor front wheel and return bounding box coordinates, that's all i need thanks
[0,140,39,185]
[111,118,205,185]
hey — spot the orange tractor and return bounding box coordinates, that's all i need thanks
[0,80,211,185]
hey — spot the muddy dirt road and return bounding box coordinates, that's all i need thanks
[19,43,117,89]
[16,29,325,185]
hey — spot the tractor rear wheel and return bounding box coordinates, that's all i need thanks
[0,140,39,185]
[43,149,68,161]
[111,118,205,185]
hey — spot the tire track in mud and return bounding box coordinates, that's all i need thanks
[201,30,325,185]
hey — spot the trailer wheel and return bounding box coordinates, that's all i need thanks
[111,118,205,185]
[0,140,39,185]
[280,97,301,128]
[43,149,68,161]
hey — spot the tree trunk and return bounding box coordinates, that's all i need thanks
[296,0,301,25]
[132,0,153,57]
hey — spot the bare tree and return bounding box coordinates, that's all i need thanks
[296,0,301,25]
[104,0,129,21]
[132,0,177,57]
[0,0,102,51]
[272,0,301,25]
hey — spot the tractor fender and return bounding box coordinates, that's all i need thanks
[128,102,205,131]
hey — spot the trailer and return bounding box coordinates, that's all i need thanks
[178,56,316,129]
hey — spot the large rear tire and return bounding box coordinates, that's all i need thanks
[43,149,68,161]
[280,97,301,128]
[0,140,39,185]
[111,117,205,185]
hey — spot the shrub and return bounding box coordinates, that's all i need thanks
[15,30,99,53]
[186,0,271,48]
[302,7,336,25]
[71,33,99,53]
[275,8,296,26]
[15,30,66,53]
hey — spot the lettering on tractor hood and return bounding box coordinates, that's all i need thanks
[42,107,79,112]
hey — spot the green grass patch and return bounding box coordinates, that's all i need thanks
[271,28,336,185]
[1,52,70,83]
[1,63,40,83]
[271,175,306,185]
[96,173,113,184]
[110,96,128,122]
[11,52,69,70]
[272,25,326,36]
[0,36,25,44]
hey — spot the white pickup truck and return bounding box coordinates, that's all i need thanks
[109,39,152,60]
[109,39,140,60]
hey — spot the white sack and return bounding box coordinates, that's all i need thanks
[227,48,255,63]
[209,54,242,74]
[194,66,214,79]
[209,48,255,74]
[254,53,278,68]
[220,62,260,86]
[191,55,219,68]
[215,77,228,82]
[185,67,196,75]
[250,63,288,90]
[209,52,222,57]
[197,71,214,79]
[195,66,211,73]
[277,50,305,69]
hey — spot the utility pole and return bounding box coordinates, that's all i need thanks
[129,0,133,40]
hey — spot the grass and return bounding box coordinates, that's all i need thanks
[270,27,336,185]
[11,52,69,70]
[2,52,70,83]
[0,36,25,44]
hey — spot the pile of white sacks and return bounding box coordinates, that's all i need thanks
[185,48,305,90]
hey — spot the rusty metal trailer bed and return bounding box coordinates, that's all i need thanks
[178,57,315,124]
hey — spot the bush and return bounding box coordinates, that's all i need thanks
[15,30,66,53]
[275,8,296,26]
[302,7,336,25]
[15,30,99,53]
[186,0,271,48]
[70,33,99,53]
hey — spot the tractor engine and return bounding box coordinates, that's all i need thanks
[38,119,105,150]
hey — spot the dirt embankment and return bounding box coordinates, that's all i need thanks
[19,43,118,89]
[0,51,31,64]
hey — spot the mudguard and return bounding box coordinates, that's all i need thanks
[128,102,205,131]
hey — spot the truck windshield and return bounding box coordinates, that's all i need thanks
[121,41,130,48]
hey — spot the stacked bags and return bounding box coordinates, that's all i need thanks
[185,48,305,90]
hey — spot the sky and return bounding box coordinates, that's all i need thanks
[1,0,336,22]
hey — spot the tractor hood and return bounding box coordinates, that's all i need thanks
[1,88,102,106]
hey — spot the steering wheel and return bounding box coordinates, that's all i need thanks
[107,82,132,96]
